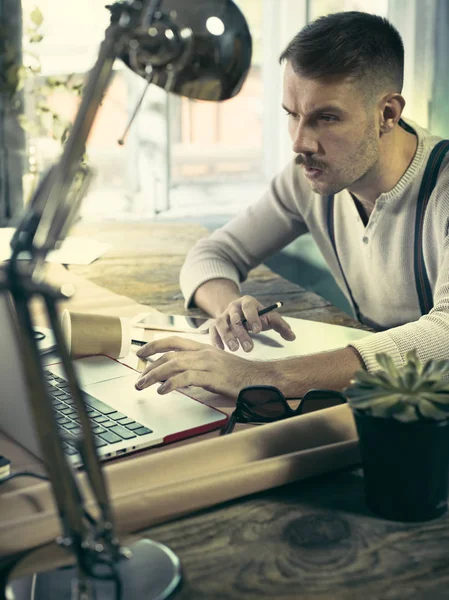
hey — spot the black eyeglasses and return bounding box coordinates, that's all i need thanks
[221,385,347,435]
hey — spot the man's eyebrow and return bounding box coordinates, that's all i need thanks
[281,104,346,115]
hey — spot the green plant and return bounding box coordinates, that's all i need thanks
[2,5,84,145]
[345,350,449,422]
[1,7,44,99]
[21,7,84,144]
[0,4,87,214]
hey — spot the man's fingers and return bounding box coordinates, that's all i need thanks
[266,315,296,340]
[138,351,177,379]
[136,348,214,389]
[239,299,263,334]
[155,370,213,395]
[136,354,240,398]
[136,356,187,390]
[279,327,296,341]
[209,295,273,352]
[213,312,241,352]
[228,308,255,352]
[209,323,225,350]
[136,335,206,358]
[133,340,260,400]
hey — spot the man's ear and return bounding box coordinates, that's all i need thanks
[379,93,406,134]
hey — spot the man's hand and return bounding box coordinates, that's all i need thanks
[134,336,278,399]
[134,337,363,400]
[208,295,296,352]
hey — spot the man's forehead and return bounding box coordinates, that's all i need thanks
[282,63,363,112]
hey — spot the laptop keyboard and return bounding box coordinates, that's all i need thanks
[44,369,153,458]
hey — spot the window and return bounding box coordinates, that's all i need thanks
[21,0,267,219]
[169,0,264,185]
[23,0,436,222]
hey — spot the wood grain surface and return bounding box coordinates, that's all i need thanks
[144,469,449,600]
[68,221,362,328]
[64,220,449,599]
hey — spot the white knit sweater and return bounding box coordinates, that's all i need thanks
[180,120,449,373]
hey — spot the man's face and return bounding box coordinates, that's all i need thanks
[282,62,381,195]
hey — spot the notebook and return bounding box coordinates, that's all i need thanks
[0,290,228,467]
[149,315,373,360]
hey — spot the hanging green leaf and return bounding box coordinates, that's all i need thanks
[29,33,44,43]
[18,114,41,136]
[30,7,44,27]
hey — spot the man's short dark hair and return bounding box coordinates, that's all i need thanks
[279,11,404,95]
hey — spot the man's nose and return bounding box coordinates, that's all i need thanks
[291,124,318,155]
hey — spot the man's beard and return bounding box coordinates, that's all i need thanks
[295,121,380,194]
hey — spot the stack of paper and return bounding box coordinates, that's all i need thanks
[0,228,110,265]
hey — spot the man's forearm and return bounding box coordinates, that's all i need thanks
[193,278,241,317]
[265,345,365,397]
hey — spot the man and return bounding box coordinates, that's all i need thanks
[135,11,449,399]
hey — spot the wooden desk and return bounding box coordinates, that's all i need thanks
[4,221,449,599]
[68,221,361,328]
[67,221,449,599]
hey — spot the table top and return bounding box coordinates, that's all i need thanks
[68,221,449,599]
[4,220,448,599]
[68,221,362,329]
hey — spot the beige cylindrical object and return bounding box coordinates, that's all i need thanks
[60,310,131,359]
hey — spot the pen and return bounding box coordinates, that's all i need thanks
[132,301,284,339]
[241,301,283,325]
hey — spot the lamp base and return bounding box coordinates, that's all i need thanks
[9,539,181,600]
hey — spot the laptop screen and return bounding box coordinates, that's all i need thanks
[0,283,43,458]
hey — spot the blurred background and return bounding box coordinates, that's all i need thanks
[2,0,448,314]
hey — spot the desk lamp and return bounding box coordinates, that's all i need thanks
[4,1,251,598]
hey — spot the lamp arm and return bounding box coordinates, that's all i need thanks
[3,0,252,595]
[3,269,94,581]
[142,0,164,23]
[44,296,118,532]
[5,0,165,594]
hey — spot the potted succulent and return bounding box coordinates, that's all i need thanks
[345,350,449,522]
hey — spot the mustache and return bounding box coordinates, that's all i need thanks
[295,155,326,170]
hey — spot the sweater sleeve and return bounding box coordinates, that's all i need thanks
[351,234,449,372]
[180,160,311,307]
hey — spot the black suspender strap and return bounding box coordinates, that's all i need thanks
[326,194,363,322]
[326,139,449,322]
[414,139,449,314]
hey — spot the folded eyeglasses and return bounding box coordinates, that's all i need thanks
[221,385,347,435]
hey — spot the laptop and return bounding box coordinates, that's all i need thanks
[0,290,228,467]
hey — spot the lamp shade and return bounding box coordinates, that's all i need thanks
[119,0,252,101]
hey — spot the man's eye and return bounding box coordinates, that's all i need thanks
[320,114,338,122]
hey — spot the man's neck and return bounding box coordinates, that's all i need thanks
[348,122,418,216]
